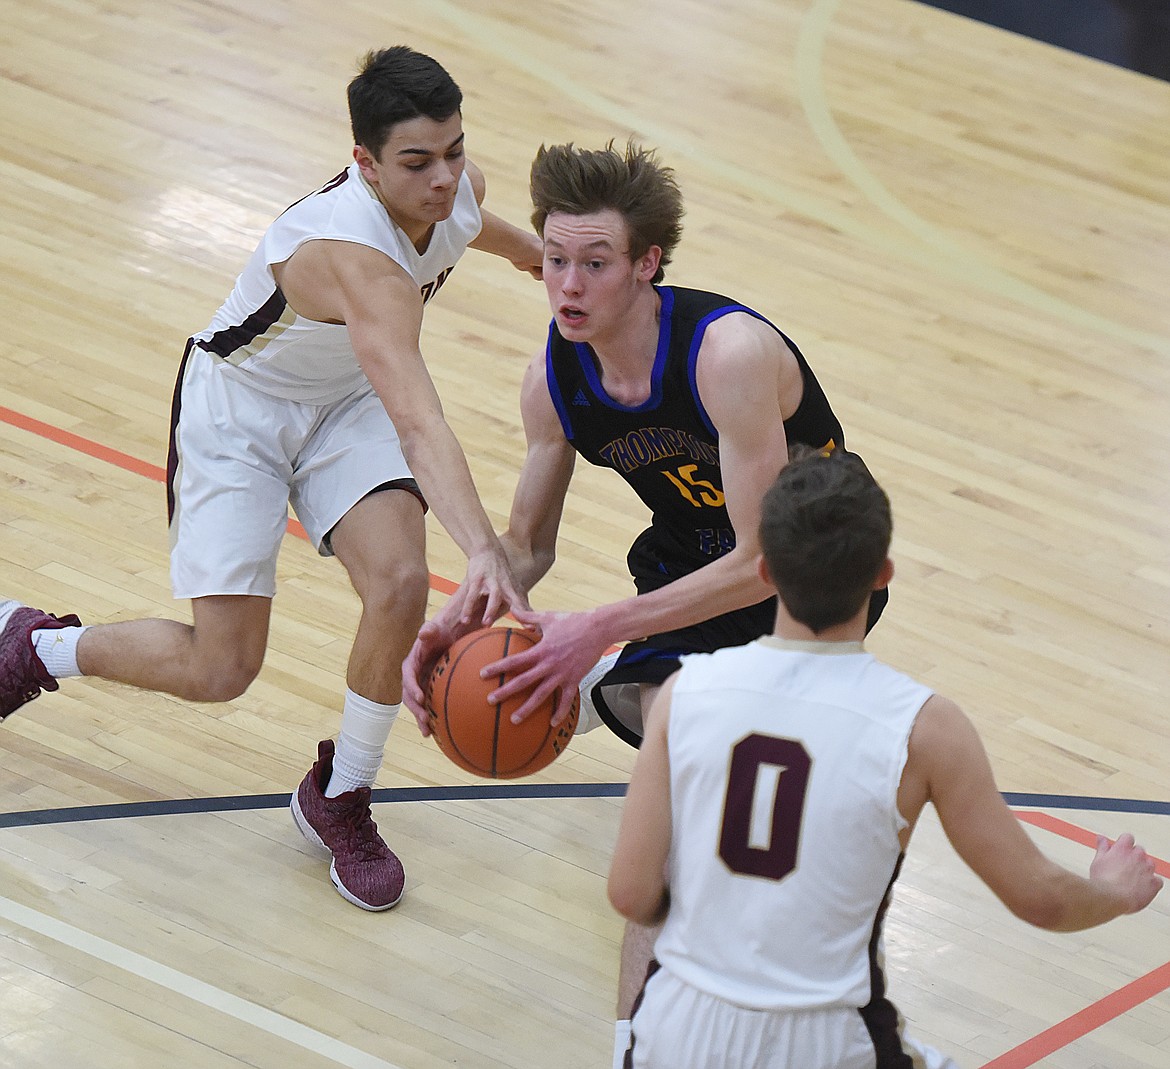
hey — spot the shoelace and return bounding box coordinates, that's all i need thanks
[339,792,394,862]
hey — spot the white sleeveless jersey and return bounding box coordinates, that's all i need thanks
[191,163,482,403]
[654,636,932,1012]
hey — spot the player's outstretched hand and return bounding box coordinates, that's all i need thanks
[402,553,530,734]
[512,256,543,281]
[510,233,543,279]
[482,607,608,727]
[460,548,527,631]
[1090,833,1163,913]
[403,617,461,735]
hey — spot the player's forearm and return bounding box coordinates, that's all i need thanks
[592,548,772,646]
[400,420,501,559]
[470,209,541,265]
[498,530,554,596]
[1004,861,1133,932]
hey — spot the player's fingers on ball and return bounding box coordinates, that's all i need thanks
[509,605,546,629]
[402,647,423,681]
[509,681,561,724]
[510,697,543,724]
[486,673,534,704]
[458,585,488,623]
[480,649,538,680]
[503,683,547,725]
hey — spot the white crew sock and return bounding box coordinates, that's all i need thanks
[325,688,399,797]
[613,1020,631,1069]
[31,625,89,679]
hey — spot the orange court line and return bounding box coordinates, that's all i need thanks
[0,404,167,482]
[980,960,1170,1069]
[978,811,1170,1068]
[1017,809,1170,878]
[0,403,459,596]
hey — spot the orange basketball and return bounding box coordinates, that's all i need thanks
[423,626,579,779]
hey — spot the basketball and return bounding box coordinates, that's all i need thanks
[423,626,580,779]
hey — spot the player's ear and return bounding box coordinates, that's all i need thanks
[874,557,894,589]
[636,245,662,282]
[756,553,774,589]
[353,143,377,180]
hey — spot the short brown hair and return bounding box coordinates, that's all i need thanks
[759,451,892,633]
[529,141,684,284]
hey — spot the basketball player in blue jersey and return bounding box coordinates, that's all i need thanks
[608,450,1161,1068]
[401,140,884,1065]
[0,47,542,912]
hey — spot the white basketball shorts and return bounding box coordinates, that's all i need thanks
[629,968,957,1069]
[168,344,414,599]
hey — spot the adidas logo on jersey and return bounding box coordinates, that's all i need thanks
[572,390,591,407]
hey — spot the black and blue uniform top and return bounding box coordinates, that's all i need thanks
[545,286,845,575]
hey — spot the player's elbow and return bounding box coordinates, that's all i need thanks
[607,877,668,927]
[606,875,640,920]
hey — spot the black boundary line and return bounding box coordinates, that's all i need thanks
[0,786,1167,830]
[0,782,628,829]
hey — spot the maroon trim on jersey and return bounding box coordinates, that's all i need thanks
[277,168,351,217]
[625,958,661,1069]
[858,853,916,1067]
[198,287,288,361]
[167,338,195,525]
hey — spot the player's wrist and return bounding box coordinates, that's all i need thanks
[586,602,631,647]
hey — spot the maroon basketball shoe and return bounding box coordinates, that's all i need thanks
[0,600,83,720]
[290,739,405,911]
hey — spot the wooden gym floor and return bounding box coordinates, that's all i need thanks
[1,1,1168,1066]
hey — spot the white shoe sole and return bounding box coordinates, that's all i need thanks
[289,791,330,854]
[0,600,22,634]
[291,791,403,912]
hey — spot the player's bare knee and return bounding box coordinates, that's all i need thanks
[195,659,259,701]
[360,557,429,625]
[188,650,263,702]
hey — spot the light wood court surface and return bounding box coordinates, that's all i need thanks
[1,1,1168,1066]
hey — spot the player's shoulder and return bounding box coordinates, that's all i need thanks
[692,315,794,419]
[906,693,982,773]
[522,345,550,387]
[519,347,560,418]
[687,297,792,372]
[464,158,487,204]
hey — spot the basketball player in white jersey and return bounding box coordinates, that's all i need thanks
[608,450,1161,1069]
[0,46,542,912]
